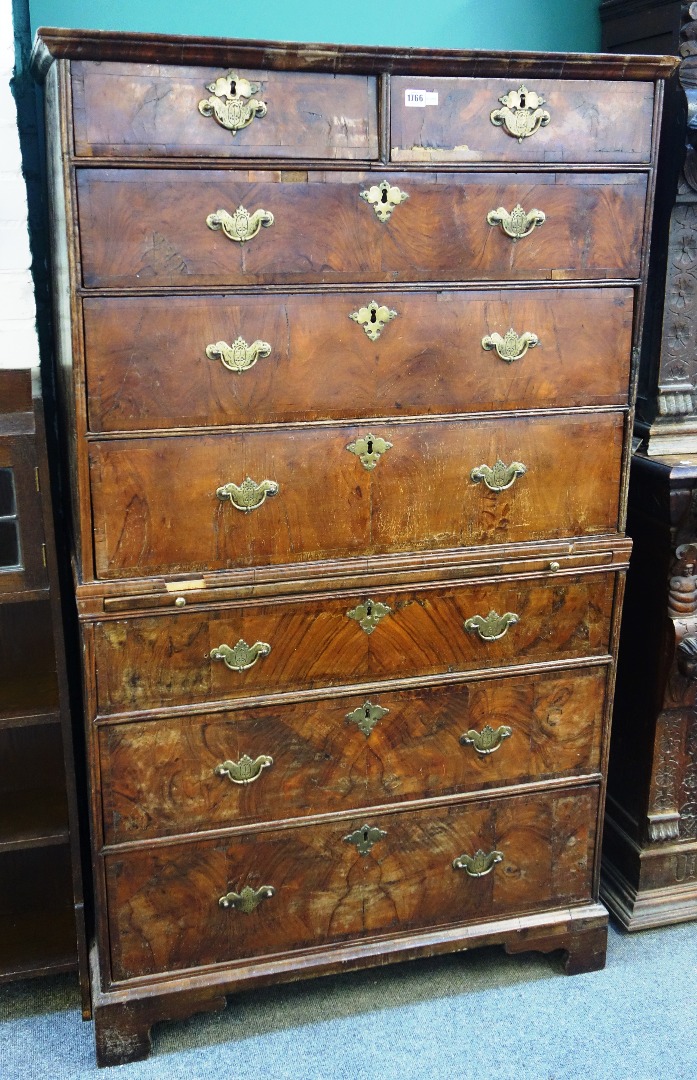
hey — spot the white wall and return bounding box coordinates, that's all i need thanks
[0,0,38,369]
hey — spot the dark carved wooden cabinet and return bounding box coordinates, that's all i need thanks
[33,27,674,1065]
[599,0,697,928]
[0,369,88,1004]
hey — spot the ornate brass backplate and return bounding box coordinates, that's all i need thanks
[216,476,279,511]
[490,85,550,142]
[215,754,274,784]
[344,823,387,855]
[349,301,398,341]
[470,459,527,492]
[481,329,539,363]
[453,849,504,877]
[347,599,392,635]
[206,205,274,243]
[360,180,409,222]
[346,433,393,470]
[487,204,546,240]
[198,70,268,135]
[460,724,513,755]
[210,639,271,672]
[206,336,272,373]
[219,884,275,913]
[346,701,390,736]
[464,610,519,641]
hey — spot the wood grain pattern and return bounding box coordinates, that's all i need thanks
[105,786,598,980]
[92,572,616,715]
[88,412,625,579]
[390,77,654,164]
[76,169,648,289]
[98,668,606,844]
[71,63,379,160]
[83,288,634,432]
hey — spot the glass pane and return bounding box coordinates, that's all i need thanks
[0,469,15,516]
[0,520,20,569]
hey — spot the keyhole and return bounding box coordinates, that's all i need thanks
[366,439,374,454]
[519,91,526,108]
[370,309,377,323]
[229,79,237,95]
[365,601,373,616]
[364,706,371,719]
[380,187,388,203]
[361,826,370,841]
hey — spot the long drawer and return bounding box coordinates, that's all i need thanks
[105,785,598,980]
[89,412,624,579]
[90,571,615,716]
[76,170,647,288]
[83,288,634,432]
[72,62,380,160]
[98,667,607,844]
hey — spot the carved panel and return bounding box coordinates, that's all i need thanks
[658,205,697,395]
[680,707,697,838]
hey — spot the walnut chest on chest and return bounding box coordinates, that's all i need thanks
[33,27,676,1066]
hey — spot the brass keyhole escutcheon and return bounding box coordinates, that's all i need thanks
[346,433,393,470]
[343,823,387,855]
[346,700,390,736]
[346,598,392,634]
[360,180,409,222]
[349,301,398,341]
[490,85,550,142]
[198,70,268,135]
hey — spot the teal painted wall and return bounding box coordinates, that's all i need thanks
[29,0,601,53]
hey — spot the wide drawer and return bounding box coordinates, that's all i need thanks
[390,77,654,164]
[76,169,647,288]
[105,785,598,981]
[89,412,624,579]
[83,287,634,432]
[90,572,615,715]
[99,667,607,844]
[71,62,379,160]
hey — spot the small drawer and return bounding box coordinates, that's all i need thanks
[83,287,634,432]
[105,785,598,980]
[75,169,648,289]
[99,667,607,844]
[90,571,616,716]
[71,62,379,160]
[88,412,625,580]
[390,77,654,164]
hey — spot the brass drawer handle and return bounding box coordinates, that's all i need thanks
[482,329,539,363]
[470,459,527,493]
[346,432,393,471]
[347,598,392,635]
[360,180,409,222]
[206,336,271,373]
[349,300,398,341]
[216,476,279,511]
[490,85,550,142]
[464,610,519,641]
[219,885,275,914]
[344,823,387,855]
[215,754,274,784]
[460,724,512,755]
[206,205,274,243]
[453,849,504,877]
[198,70,268,135]
[346,700,390,737]
[211,639,271,672]
[487,203,545,239]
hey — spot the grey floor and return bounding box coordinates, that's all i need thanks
[0,919,696,1079]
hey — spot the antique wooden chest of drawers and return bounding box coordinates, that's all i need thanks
[33,28,676,1065]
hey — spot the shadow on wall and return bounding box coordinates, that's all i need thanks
[27,0,601,53]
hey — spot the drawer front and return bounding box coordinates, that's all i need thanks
[89,412,624,579]
[390,77,654,164]
[72,62,379,160]
[105,786,598,980]
[83,288,634,432]
[99,668,606,844]
[92,572,615,715]
[76,169,647,288]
